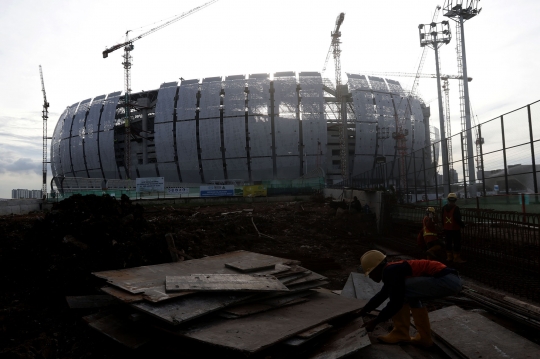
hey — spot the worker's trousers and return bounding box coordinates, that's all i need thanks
[404,273,463,308]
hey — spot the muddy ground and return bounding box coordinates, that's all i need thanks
[0,194,378,358]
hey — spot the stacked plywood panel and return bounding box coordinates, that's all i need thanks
[84,251,371,358]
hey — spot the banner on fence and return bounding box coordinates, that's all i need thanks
[243,185,267,197]
[200,185,235,197]
[166,187,190,195]
[136,177,164,192]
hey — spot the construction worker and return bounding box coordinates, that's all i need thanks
[422,207,443,260]
[358,250,462,347]
[442,193,466,263]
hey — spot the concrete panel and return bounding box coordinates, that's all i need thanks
[99,92,122,179]
[374,93,396,162]
[84,95,106,176]
[51,108,68,178]
[247,75,272,159]
[223,78,247,159]
[176,81,200,182]
[346,73,370,90]
[368,76,388,92]
[201,159,224,181]
[223,117,246,158]
[199,118,222,160]
[300,73,326,170]
[276,156,299,179]
[250,157,273,181]
[386,78,405,96]
[137,163,157,178]
[273,74,299,156]
[60,102,80,177]
[225,158,249,180]
[154,82,178,164]
[88,169,103,179]
[199,78,222,161]
[248,115,272,158]
[71,98,91,175]
[157,163,179,182]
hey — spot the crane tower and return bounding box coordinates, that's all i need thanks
[103,0,220,179]
[40,65,49,199]
[322,13,347,180]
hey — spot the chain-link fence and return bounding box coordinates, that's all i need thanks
[335,100,540,206]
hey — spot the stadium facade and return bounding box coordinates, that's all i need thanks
[50,72,434,188]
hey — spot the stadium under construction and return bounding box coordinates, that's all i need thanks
[50,72,438,193]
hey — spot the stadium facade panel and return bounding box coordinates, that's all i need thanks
[51,72,433,185]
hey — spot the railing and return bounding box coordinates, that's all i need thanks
[381,199,540,301]
[333,100,540,206]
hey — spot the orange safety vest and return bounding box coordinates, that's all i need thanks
[387,260,447,277]
[443,206,461,230]
[422,216,437,242]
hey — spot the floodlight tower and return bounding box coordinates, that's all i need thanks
[443,0,481,191]
[419,21,452,194]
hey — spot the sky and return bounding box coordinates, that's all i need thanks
[0,0,539,198]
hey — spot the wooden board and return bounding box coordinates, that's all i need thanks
[65,295,117,308]
[430,305,540,358]
[131,292,254,325]
[223,291,314,317]
[351,344,412,359]
[100,284,193,303]
[286,272,327,287]
[165,274,289,292]
[179,291,364,353]
[284,323,333,346]
[289,280,330,292]
[225,259,277,273]
[306,317,370,359]
[84,312,150,349]
[279,271,312,284]
[341,273,387,311]
[93,251,296,301]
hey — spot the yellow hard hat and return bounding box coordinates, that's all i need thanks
[448,193,457,200]
[360,250,386,277]
[426,207,435,213]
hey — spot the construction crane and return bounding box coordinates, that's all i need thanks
[39,65,49,199]
[322,13,347,180]
[362,70,471,189]
[103,0,220,179]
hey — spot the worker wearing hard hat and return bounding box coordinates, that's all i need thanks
[420,207,443,260]
[442,193,466,263]
[358,250,462,347]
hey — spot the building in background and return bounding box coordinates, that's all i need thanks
[11,189,42,199]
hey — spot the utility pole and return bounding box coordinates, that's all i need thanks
[419,21,452,195]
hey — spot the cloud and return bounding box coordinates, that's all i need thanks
[0,157,41,175]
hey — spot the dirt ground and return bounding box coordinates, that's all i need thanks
[0,194,378,358]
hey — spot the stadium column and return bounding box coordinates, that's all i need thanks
[195,89,205,183]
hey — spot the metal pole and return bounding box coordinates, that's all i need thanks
[460,15,476,184]
[460,131,468,198]
[478,124,486,196]
[433,143,439,201]
[422,147,428,203]
[434,44,450,195]
[501,116,509,195]
[528,105,539,194]
[413,150,418,203]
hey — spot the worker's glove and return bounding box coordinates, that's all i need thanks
[361,318,378,332]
